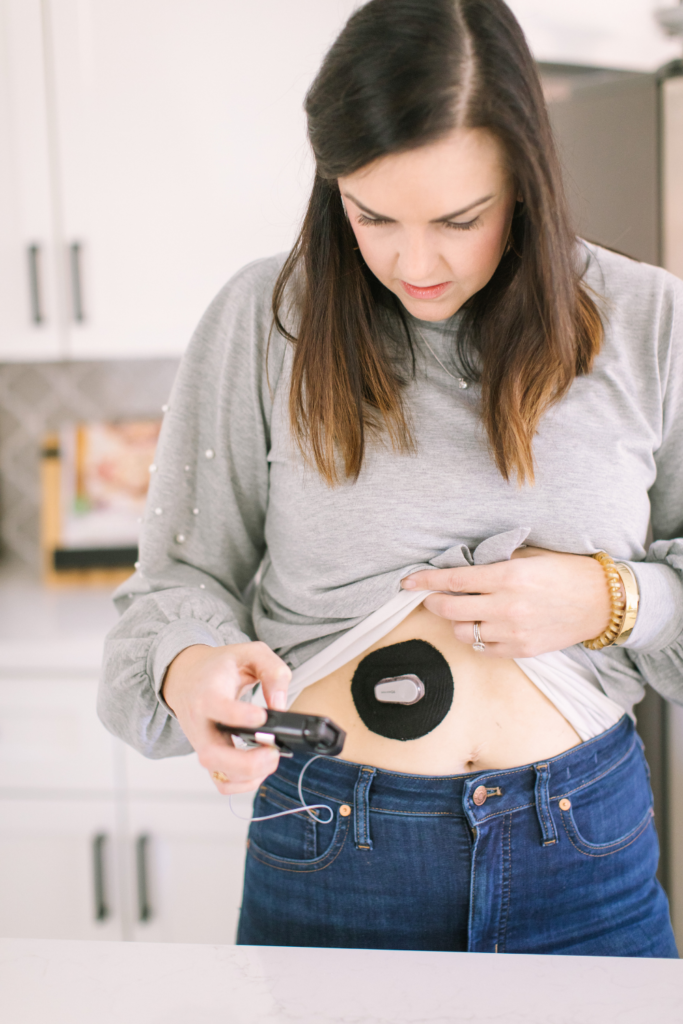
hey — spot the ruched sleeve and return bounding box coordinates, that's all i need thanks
[97,255,288,757]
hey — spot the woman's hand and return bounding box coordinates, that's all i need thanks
[162,642,291,795]
[401,546,620,659]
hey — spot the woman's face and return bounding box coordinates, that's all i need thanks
[338,128,519,322]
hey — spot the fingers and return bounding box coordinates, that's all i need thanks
[210,774,270,798]
[422,592,491,622]
[452,618,482,645]
[450,618,551,660]
[197,734,280,787]
[164,640,292,797]
[210,767,275,796]
[233,641,291,712]
[450,619,514,657]
[401,564,499,594]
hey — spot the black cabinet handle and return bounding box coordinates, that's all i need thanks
[92,833,109,921]
[27,244,43,324]
[69,241,85,322]
[136,834,152,922]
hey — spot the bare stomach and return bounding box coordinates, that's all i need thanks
[290,604,581,775]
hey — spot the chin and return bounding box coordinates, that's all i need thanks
[400,296,463,322]
[413,305,459,322]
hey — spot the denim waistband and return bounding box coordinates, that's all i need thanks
[272,715,636,826]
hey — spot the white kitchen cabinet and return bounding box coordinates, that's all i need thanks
[0,0,63,360]
[0,675,117,792]
[123,742,253,943]
[0,0,359,361]
[0,798,123,940]
[123,744,216,797]
[125,796,252,945]
[0,670,255,944]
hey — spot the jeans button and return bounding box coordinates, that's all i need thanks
[473,785,487,806]
[559,798,571,811]
[339,804,352,817]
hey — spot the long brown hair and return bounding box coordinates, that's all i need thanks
[272,0,603,485]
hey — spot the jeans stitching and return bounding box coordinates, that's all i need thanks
[257,784,317,813]
[470,800,535,821]
[550,738,638,803]
[370,807,461,817]
[499,813,513,953]
[247,816,351,873]
[467,827,479,953]
[534,764,557,846]
[559,806,654,857]
[535,765,550,842]
[473,737,639,822]
[354,767,376,850]
[470,742,643,825]
[271,780,468,816]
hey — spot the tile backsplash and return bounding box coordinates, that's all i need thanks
[0,359,179,570]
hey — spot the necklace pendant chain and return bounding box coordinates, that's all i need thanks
[415,326,469,389]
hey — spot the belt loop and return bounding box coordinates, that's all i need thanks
[354,766,377,850]
[533,762,557,846]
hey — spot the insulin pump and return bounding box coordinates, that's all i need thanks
[217,710,346,757]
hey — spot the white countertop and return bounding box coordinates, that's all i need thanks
[0,565,118,672]
[1,938,681,1024]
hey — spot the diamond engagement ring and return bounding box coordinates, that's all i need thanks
[473,622,486,652]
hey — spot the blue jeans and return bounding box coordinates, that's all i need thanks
[237,716,678,956]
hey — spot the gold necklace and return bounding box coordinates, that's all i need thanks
[414,326,469,390]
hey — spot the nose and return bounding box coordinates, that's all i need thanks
[396,229,442,284]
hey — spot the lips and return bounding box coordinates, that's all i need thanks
[400,280,451,300]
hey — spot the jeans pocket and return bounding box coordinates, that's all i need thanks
[247,782,350,872]
[558,741,655,857]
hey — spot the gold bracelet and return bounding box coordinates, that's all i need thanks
[612,561,640,644]
[583,551,631,650]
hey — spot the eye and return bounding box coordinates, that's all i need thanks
[444,217,480,231]
[357,213,391,227]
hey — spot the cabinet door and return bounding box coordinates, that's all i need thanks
[0,676,118,793]
[47,0,359,359]
[0,798,123,940]
[0,0,63,359]
[123,745,216,797]
[126,794,252,944]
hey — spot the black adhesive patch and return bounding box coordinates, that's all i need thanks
[351,639,454,741]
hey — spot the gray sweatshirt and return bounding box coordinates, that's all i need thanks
[98,242,683,758]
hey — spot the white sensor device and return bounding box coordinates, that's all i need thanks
[374,674,425,705]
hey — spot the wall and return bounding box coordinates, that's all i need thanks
[508,0,682,70]
[0,359,178,569]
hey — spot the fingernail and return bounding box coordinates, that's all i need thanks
[402,578,416,589]
[271,691,286,711]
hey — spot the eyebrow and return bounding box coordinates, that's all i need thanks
[342,191,495,222]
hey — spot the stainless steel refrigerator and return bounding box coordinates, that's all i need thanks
[539,58,683,941]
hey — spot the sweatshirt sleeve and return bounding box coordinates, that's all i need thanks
[618,271,683,704]
[97,255,288,757]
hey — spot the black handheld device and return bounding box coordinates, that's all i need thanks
[217,709,346,757]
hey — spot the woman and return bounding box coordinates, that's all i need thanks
[100,0,683,956]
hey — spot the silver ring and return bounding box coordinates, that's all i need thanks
[473,621,486,652]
